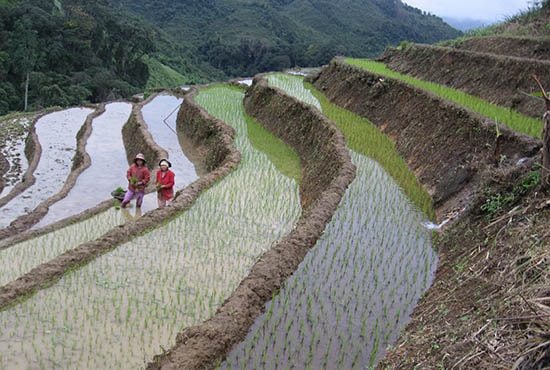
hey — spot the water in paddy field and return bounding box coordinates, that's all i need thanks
[0,107,94,228]
[33,94,199,228]
[34,102,132,228]
[221,76,438,369]
[140,94,201,185]
[0,117,31,199]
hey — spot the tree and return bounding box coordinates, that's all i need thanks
[9,15,38,111]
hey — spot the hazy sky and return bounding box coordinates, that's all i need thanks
[403,0,533,22]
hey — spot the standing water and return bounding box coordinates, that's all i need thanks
[0,108,93,228]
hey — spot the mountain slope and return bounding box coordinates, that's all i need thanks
[109,0,461,77]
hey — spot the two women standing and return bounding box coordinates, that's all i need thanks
[121,154,175,209]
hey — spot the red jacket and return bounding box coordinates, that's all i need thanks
[126,163,150,193]
[156,169,175,200]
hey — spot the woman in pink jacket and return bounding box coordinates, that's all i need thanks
[156,158,175,208]
[121,153,150,208]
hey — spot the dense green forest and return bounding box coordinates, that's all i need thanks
[0,0,461,114]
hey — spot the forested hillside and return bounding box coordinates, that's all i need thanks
[0,0,461,115]
[112,0,461,77]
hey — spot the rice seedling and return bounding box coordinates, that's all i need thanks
[1,94,201,283]
[268,73,433,219]
[220,76,437,369]
[0,84,301,369]
[345,58,542,137]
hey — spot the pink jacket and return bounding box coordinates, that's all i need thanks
[127,163,150,193]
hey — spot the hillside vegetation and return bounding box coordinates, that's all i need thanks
[0,0,460,115]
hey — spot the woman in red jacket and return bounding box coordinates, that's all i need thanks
[121,153,150,208]
[156,159,175,208]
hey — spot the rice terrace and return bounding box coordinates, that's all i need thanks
[1,3,550,370]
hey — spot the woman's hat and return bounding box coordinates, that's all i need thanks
[159,159,171,168]
[134,153,146,163]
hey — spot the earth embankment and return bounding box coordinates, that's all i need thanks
[449,36,550,60]
[312,58,549,369]
[377,43,550,119]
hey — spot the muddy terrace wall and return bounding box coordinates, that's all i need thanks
[148,81,355,369]
[0,95,239,310]
[312,58,541,214]
[244,76,355,211]
[176,89,235,172]
[378,44,550,119]
[451,36,550,61]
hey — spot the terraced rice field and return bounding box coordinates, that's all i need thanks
[0,86,301,369]
[0,75,438,369]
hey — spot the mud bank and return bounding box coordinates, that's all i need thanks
[147,80,355,370]
[377,43,550,119]
[0,92,239,310]
[448,36,550,61]
[312,58,541,220]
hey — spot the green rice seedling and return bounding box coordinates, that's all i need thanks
[269,73,433,219]
[345,58,542,138]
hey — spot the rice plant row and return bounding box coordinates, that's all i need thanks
[0,95,195,285]
[220,75,437,369]
[345,58,542,138]
[0,85,302,369]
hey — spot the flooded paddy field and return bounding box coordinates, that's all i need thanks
[0,107,94,228]
[0,86,301,369]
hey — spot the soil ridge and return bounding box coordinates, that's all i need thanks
[312,58,549,369]
[447,35,550,60]
[312,58,540,221]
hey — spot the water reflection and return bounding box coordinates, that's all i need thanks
[0,108,93,228]
[34,103,132,228]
